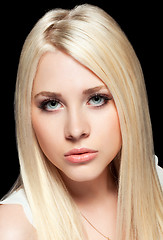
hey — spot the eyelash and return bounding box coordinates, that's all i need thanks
[39,98,61,111]
[38,93,112,112]
[87,93,112,108]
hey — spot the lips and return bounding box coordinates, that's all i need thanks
[64,148,98,164]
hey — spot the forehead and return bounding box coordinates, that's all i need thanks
[33,51,106,94]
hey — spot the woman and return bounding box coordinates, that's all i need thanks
[0,4,162,240]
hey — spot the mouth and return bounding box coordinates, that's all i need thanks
[64,148,98,164]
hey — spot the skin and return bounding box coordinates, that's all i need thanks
[0,204,37,240]
[31,50,122,239]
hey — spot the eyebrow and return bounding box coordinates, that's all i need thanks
[82,85,107,95]
[34,91,62,99]
[34,85,108,99]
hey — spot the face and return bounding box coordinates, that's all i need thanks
[32,50,122,182]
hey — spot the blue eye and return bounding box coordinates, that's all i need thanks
[39,99,62,111]
[88,94,111,107]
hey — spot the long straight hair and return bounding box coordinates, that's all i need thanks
[14,4,163,240]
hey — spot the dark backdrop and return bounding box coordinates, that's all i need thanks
[0,0,162,198]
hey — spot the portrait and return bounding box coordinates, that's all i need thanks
[0,3,162,240]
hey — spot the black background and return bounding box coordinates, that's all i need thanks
[0,0,162,198]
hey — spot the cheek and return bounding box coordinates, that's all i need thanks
[109,109,121,143]
[31,112,62,161]
[95,104,122,155]
[108,107,122,154]
[107,106,121,146]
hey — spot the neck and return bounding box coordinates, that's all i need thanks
[60,167,117,205]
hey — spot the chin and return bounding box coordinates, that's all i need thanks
[61,166,106,183]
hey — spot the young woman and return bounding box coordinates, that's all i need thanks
[0,4,162,240]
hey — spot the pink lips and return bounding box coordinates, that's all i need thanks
[64,148,98,164]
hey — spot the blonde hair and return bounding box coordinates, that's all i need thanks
[14,4,163,240]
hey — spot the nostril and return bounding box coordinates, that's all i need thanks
[66,131,89,141]
[64,114,90,141]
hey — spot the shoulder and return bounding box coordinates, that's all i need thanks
[0,204,37,240]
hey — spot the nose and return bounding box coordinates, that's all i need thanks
[64,109,90,141]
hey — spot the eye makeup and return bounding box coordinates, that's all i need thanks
[34,85,113,112]
[38,98,63,111]
[87,93,112,108]
[37,92,112,112]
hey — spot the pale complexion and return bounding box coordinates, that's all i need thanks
[31,50,122,239]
